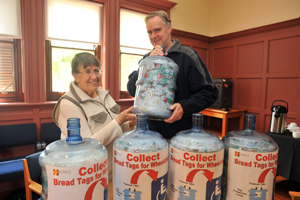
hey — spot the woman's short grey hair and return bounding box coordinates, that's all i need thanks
[71,52,101,74]
[145,10,171,27]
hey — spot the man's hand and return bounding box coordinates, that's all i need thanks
[150,45,168,56]
[164,103,183,123]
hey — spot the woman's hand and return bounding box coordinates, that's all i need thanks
[115,106,136,126]
[129,118,136,128]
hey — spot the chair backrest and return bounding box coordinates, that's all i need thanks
[41,122,61,144]
[23,152,42,200]
[0,123,37,148]
[26,152,42,180]
[0,123,38,183]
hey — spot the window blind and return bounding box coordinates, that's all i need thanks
[120,9,152,50]
[0,0,22,38]
[0,42,15,92]
[46,0,102,44]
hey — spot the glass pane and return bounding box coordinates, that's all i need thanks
[52,48,94,92]
[52,40,94,50]
[0,42,15,92]
[120,46,150,55]
[120,53,142,91]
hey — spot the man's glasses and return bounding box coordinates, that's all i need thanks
[80,69,102,77]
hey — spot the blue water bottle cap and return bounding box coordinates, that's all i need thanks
[66,118,83,144]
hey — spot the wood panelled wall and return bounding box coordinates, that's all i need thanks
[209,18,300,133]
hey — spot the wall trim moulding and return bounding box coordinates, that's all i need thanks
[119,0,177,12]
[211,17,300,43]
[0,102,56,109]
[172,29,211,43]
[173,18,300,44]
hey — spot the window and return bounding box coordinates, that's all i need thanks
[45,0,102,100]
[0,0,23,102]
[120,9,152,98]
[0,39,23,102]
[46,40,97,101]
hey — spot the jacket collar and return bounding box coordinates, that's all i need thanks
[168,39,181,53]
[69,81,109,103]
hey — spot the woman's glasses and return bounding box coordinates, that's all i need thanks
[80,69,102,77]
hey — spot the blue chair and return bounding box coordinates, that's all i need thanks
[41,122,61,149]
[0,123,38,182]
[22,152,42,200]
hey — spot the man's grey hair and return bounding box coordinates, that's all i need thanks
[145,10,171,27]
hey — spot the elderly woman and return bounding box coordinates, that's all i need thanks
[53,52,136,180]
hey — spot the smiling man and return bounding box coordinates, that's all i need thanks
[127,11,218,139]
[146,13,172,54]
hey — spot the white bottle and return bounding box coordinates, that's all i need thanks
[222,114,279,200]
[39,118,108,200]
[113,113,168,200]
[169,113,224,200]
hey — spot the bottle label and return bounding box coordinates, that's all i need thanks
[168,146,224,200]
[113,147,168,200]
[45,157,108,200]
[226,148,278,200]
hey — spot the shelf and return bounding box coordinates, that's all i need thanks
[203,127,222,139]
[200,108,247,137]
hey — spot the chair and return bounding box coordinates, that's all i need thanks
[41,122,61,149]
[290,191,300,200]
[22,152,42,200]
[0,123,39,182]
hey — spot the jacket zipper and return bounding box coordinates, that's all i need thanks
[98,92,113,120]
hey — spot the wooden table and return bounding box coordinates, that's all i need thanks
[200,108,247,137]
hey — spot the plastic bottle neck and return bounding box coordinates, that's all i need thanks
[136,113,148,130]
[244,114,256,130]
[66,118,83,144]
[243,114,256,136]
[192,113,203,131]
[244,120,256,130]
